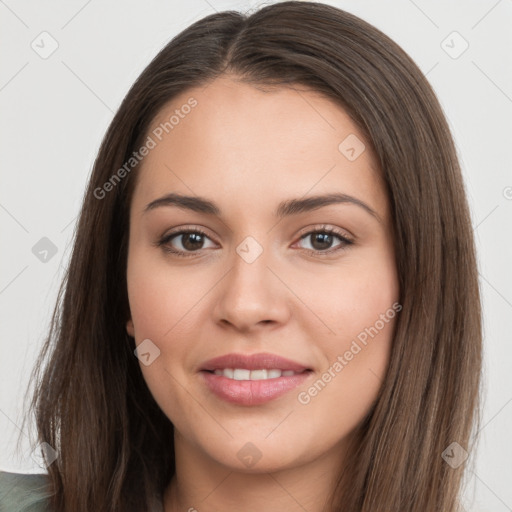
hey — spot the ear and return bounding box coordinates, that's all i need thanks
[126,318,135,338]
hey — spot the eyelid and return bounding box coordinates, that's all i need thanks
[294,223,354,243]
[160,224,218,243]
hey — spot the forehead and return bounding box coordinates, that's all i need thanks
[131,77,388,221]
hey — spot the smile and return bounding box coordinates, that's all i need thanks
[211,368,301,380]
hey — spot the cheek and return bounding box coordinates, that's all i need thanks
[126,248,210,339]
[297,310,397,440]
[295,247,399,342]
[126,250,214,414]
[294,245,398,418]
[126,258,198,425]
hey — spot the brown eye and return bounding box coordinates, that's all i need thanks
[158,229,217,256]
[297,229,353,253]
[179,232,206,251]
[308,232,334,250]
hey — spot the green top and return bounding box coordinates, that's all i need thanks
[0,471,53,511]
[0,471,165,511]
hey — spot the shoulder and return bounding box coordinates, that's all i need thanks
[0,471,53,512]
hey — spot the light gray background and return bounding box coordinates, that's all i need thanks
[1,0,511,510]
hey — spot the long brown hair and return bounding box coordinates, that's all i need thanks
[19,2,482,510]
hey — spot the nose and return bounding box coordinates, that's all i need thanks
[212,244,291,333]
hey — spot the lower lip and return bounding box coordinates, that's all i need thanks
[200,370,312,406]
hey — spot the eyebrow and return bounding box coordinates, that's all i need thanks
[144,192,381,222]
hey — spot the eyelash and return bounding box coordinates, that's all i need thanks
[156,225,354,258]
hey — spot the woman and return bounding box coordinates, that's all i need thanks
[0,1,482,511]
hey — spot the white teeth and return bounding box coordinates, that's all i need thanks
[211,368,299,380]
[233,369,250,380]
[250,369,267,380]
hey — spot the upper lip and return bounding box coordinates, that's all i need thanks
[200,352,311,372]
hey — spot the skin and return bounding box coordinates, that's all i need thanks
[125,76,400,512]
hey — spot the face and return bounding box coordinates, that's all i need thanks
[125,77,400,473]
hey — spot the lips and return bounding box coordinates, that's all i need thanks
[199,352,313,406]
[200,352,311,373]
